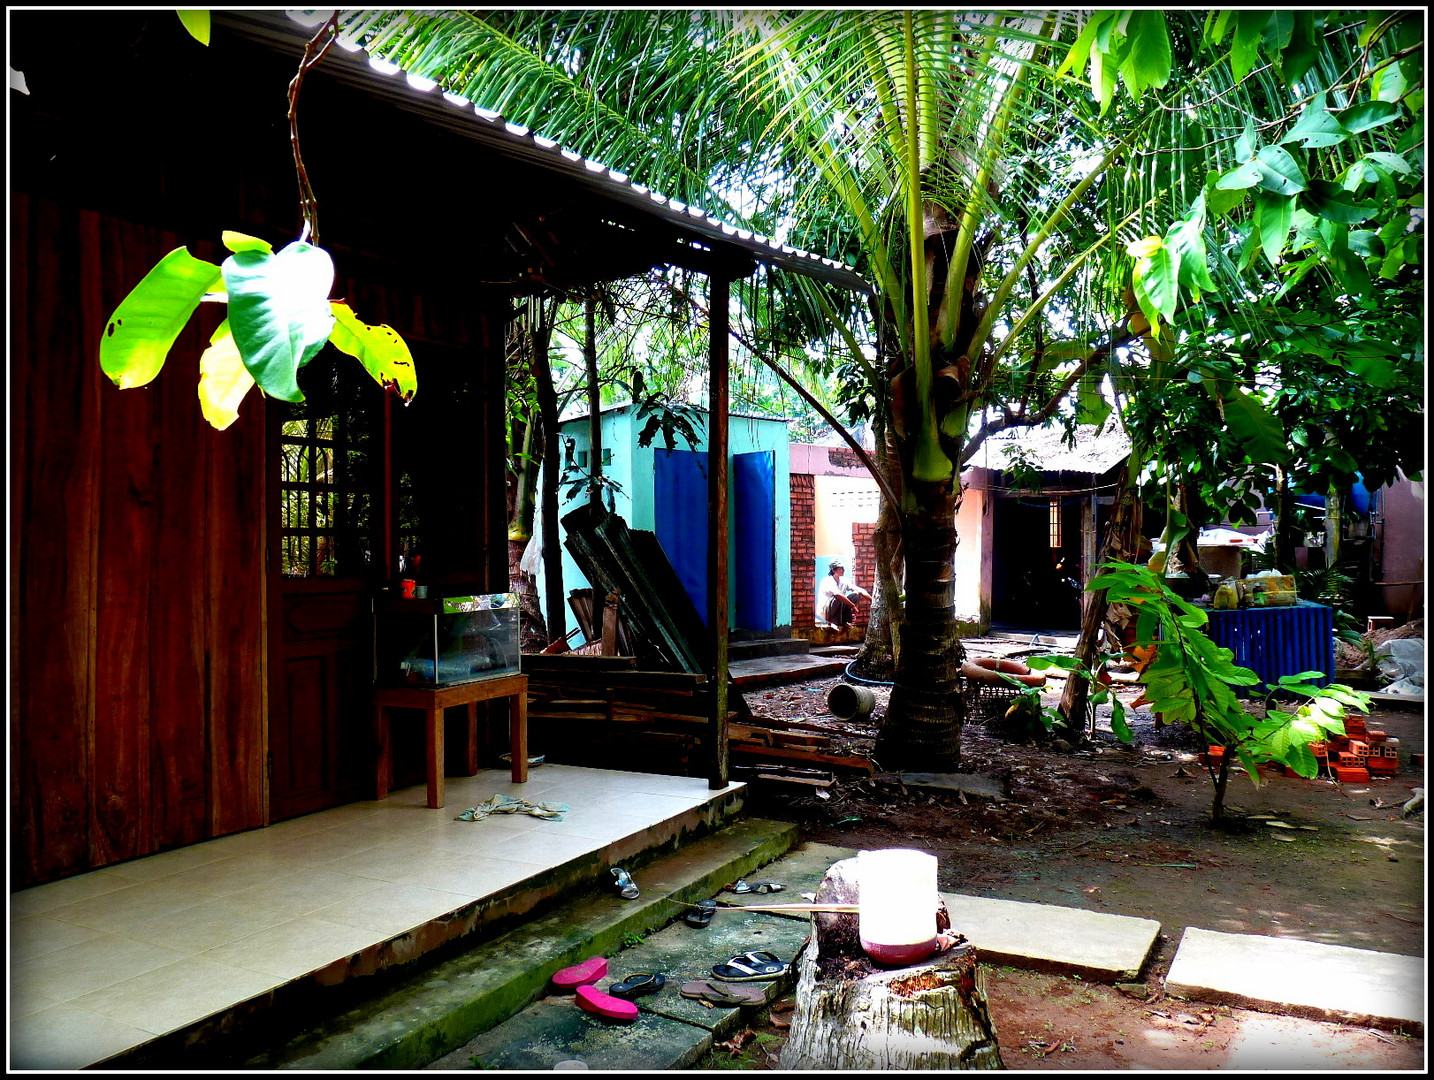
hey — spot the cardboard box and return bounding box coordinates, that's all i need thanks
[1237,575,1297,608]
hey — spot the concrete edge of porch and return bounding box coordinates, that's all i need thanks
[252,817,802,1071]
[88,786,763,1069]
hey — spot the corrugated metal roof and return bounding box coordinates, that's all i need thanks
[215,11,870,294]
[979,423,1131,475]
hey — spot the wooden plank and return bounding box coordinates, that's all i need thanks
[148,230,213,850]
[730,743,873,773]
[89,214,154,866]
[206,352,268,835]
[13,199,97,885]
[9,192,30,883]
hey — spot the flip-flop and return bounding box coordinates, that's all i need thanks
[608,972,666,999]
[679,980,766,1006]
[552,955,608,990]
[609,867,640,900]
[684,899,717,928]
[711,950,788,982]
[724,879,753,894]
[576,984,639,1022]
[750,882,785,894]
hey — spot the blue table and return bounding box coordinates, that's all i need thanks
[1201,600,1334,695]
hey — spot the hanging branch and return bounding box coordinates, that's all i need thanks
[288,13,340,246]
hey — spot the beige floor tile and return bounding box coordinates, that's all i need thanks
[9,866,143,918]
[222,868,387,921]
[337,845,466,883]
[484,830,606,866]
[399,856,546,897]
[70,955,284,1037]
[127,857,308,900]
[86,840,238,883]
[9,975,62,1020]
[8,1002,157,1070]
[311,881,473,936]
[11,933,190,1002]
[42,878,214,932]
[9,914,107,963]
[199,916,386,980]
[107,894,297,951]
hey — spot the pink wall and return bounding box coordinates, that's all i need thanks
[1376,476,1425,624]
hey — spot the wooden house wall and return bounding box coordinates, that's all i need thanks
[10,12,513,887]
[11,195,267,887]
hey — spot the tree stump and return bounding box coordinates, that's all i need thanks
[781,858,1004,1070]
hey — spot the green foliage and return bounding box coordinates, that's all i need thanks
[221,239,335,403]
[1089,560,1367,814]
[99,232,419,426]
[100,246,222,389]
[176,10,210,46]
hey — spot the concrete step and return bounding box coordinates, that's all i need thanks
[1165,927,1424,1033]
[239,819,806,1070]
[728,637,812,661]
[431,841,857,1071]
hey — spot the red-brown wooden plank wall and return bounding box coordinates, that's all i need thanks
[11,195,268,888]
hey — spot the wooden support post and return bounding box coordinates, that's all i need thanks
[707,272,731,790]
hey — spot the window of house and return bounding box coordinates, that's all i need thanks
[278,365,379,578]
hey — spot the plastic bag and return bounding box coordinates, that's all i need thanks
[1375,638,1424,684]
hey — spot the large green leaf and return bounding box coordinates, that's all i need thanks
[176,10,210,46]
[1338,100,1401,133]
[1215,160,1262,190]
[1221,389,1290,466]
[1253,189,1295,266]
[1301,179,1377,224]
[1253,144,1307,195]
[1135,243,1181,324]
[1165,199,1217,293]
[100,246,222,389]
[328,301,418,402]
[197,319,256,431]
[221,241,336,403]
[1123,11,1171,95]
[1279,98,1349,149]
[1230,10,1268,82]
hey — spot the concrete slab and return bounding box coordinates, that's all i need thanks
[941,892,1161,982]
[454,996,715,1071]
[1165,927,1425,1034]
[891,771,1010,800]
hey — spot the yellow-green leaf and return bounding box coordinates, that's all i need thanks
[1125,235,1163,258]
[100,246,222,389]
[177,10,210,46]
[197,319,255,431]
[328,301,418,402]
[222,230,273,255]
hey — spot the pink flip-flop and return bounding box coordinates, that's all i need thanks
[552,956,608,990]
[576,983,639,1022]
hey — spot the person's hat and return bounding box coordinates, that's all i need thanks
[828,559,845,573]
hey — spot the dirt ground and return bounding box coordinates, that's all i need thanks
[699,667,1426,1071]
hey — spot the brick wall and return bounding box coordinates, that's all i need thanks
[851,521,875,629]
[790,473,816,628]
[827,447,863,469]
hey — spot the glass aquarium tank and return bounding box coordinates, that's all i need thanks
[374,593,520,688]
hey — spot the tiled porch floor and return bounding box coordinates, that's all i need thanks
[9,765,741,1070]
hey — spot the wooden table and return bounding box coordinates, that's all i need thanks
[374,673,529,809]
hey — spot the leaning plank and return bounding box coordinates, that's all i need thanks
[730,743,873,773]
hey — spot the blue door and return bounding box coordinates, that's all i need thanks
[734,451,776,631]
[654,449,709,625]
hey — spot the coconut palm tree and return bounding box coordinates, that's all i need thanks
[342,9,1423,769]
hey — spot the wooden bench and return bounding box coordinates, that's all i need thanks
[374,673,529,809]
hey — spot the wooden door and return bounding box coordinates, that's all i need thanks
[267,358,387,821]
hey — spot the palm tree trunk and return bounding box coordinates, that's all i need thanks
[875,478,965,771]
